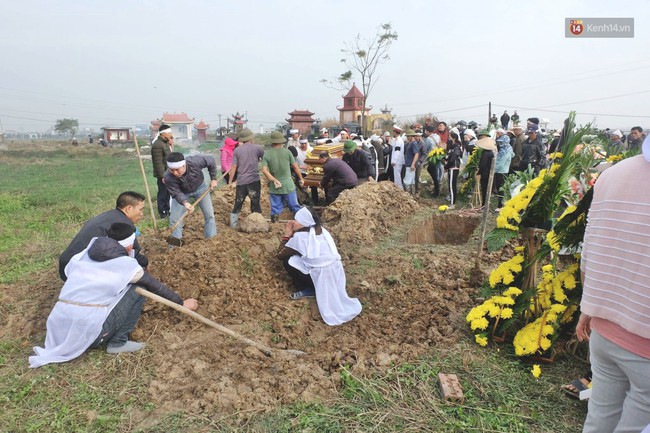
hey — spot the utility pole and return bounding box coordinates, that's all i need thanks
[218,114,222,138]
[488,102,492,125]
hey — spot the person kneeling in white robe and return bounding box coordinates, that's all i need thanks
[29,222,198,368]
[277,207,362,326]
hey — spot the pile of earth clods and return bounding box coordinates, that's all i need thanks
[131,180,481,415]
[1,179,486,419]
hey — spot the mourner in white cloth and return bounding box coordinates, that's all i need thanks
[277,207,362,326]
[29,223,198,368]
[287,129,300,148]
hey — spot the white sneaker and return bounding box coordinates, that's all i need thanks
[107,341,145,354]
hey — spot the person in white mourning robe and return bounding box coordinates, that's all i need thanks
[276,207,362,325]
[29,223,198,368]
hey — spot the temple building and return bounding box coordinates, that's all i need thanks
[150,112,195,141]
[228,112,247,134]
[337,84,370,125]
[101,126,131,142]
[286,109,316,136]
[194,120,209,144]
[337,84,393,133]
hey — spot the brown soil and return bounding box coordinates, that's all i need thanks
[2,179,505,418]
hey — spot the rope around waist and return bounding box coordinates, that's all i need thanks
[58,299,109,308]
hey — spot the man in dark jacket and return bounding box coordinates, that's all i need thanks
[500,111,510,129]
[510,125,526,172]
[627,126,644,152]
[151,124,174,218]
[519,124,546,173]
[164,152,218,243]
[30,223,198,367]
[318,152,358,204]
[59,191,148,281]
[342,140,374,184]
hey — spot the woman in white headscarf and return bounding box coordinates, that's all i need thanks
[277,207,362,326]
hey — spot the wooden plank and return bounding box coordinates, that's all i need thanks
[438,373,464,403]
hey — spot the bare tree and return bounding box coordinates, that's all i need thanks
[321,23,398,135]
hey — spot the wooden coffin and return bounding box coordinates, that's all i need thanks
[302,142,344,187]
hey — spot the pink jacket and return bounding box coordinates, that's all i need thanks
[220,138,238,173]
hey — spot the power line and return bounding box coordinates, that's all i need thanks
[492,104,650,119]
[389,59,650,107]
[538,90,650,109]
[393,104,487,119]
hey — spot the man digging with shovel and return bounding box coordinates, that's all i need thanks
[30,223,198,367]
[164,151,218,246]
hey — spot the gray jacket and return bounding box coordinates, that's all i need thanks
[163,155,217,205]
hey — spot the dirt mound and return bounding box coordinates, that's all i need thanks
[5,179,488,418]
[129,194,480,415]
[238,212,269,233]
[322,181,420,245]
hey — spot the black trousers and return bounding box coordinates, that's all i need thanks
[283,258,315,291]
[427,164,440,196]
[448,169,459,204]
[232,181,262,214]
[156,177,171,218]
[326,183,354,205]
[494,173,506,207]
[480,174,490,207]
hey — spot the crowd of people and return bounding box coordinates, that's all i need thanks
[153,117,645,220]
[296,116,646,212]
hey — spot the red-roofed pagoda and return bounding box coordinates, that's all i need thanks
[286,109,316,136]
[194,120,210,144]
[337,83,371,125]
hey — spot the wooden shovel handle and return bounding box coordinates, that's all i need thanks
[134,287,275,357]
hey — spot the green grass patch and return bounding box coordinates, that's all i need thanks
[0,146,152,283]
[0,340,149,433]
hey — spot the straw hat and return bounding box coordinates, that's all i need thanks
[476,137,497,151]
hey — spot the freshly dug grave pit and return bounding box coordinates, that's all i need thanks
[406,213,481,245]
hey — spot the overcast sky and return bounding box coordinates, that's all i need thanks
[1,0,647,133]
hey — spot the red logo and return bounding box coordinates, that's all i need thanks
[570,19,584,36]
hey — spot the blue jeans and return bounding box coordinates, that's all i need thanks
[90,286,145,348]
[169,183,216,239]
[435,162,443,182]
[270,191,301,216]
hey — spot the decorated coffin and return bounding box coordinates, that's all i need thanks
[302,142,344,187]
